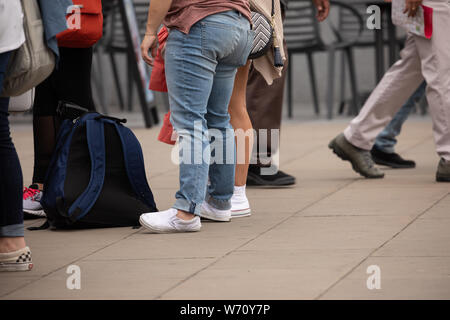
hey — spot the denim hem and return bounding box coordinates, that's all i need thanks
[205,194,231,211]
[374,142,395,154]
[0,223,24,237]
[173,198,202,216]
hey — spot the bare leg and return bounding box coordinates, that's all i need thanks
[0,237,26,253]
[229,61,252,186]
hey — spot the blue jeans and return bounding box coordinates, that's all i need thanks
[165,11,253,215]
[374,81,427,153]
[0,51,24,237]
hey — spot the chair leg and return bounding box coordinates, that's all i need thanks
[338,51,346,115]
[326,48,336,120]
[306,52,320,115]
[109,52,125,111]
[91,47,108,114]
[345,47,361,116]
[287,52,293,119]
[127,53,134,112]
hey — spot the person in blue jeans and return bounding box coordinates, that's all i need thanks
[371,82,427,168]
[139,0,253,233]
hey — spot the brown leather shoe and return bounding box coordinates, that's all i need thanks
[329,133,385,179]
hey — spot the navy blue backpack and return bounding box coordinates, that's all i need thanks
[40,109,157,229]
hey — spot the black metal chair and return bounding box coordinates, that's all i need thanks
[336,0,406,115]
[98,0,149,112]
[284,0,364,119]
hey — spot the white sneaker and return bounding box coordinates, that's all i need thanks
[231,185,251,218]
[200,201,231,222]
[23,185,45,217]
[139,208,201,233]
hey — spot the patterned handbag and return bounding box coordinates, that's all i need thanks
[248,0,274,59]
[249,0,283,67]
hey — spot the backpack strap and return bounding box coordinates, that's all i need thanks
[67,119,106,222]
[113,123,156,209]
[43,119,73,185]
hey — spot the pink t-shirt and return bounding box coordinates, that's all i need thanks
[164,0,251,34]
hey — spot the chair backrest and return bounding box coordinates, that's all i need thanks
[102,0,148,50]
[101,0,126,50]
[134,2,150,39]
[283,0,323,51]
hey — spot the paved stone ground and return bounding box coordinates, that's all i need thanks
[1,116,449,299]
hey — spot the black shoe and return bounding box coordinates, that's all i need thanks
[370,146,416,169]
[246,165,296,186]
[436,158,450,182]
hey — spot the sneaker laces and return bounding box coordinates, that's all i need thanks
[23,187,39,200]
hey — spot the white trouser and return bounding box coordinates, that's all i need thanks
[344,0,450,160]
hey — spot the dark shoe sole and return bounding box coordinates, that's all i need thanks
[246,172,296,187]
[436,174,450,182]
[328,138,384,179]
[372,156,416,169]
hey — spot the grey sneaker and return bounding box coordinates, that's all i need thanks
[329,133,385,179]
[436,158,450,182]
[23,185,45,217]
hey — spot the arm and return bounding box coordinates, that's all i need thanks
[312,0,330,22]
[141,0,173,66]
[404,0,423,17]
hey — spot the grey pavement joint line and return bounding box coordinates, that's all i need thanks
[314,191,449,300]
[155,179,357,299]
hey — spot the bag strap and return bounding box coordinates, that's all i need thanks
[44,112,102,190]
[113,123,156,209]
[43,119,74,186]
[67,119,106,222]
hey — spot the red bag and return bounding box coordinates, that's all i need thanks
[57,0,103,48]
[158,112,177,145]
[149,27,169,93]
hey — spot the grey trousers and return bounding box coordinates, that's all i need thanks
[345,0,450,160]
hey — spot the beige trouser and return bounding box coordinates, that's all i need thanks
[344,0,450,160]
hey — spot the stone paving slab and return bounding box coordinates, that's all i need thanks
[320,257,450,300]
[1,117,449,299]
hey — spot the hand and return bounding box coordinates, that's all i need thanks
[141,34,158,66]
[312,0,330,22]
[404,0,423,17]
